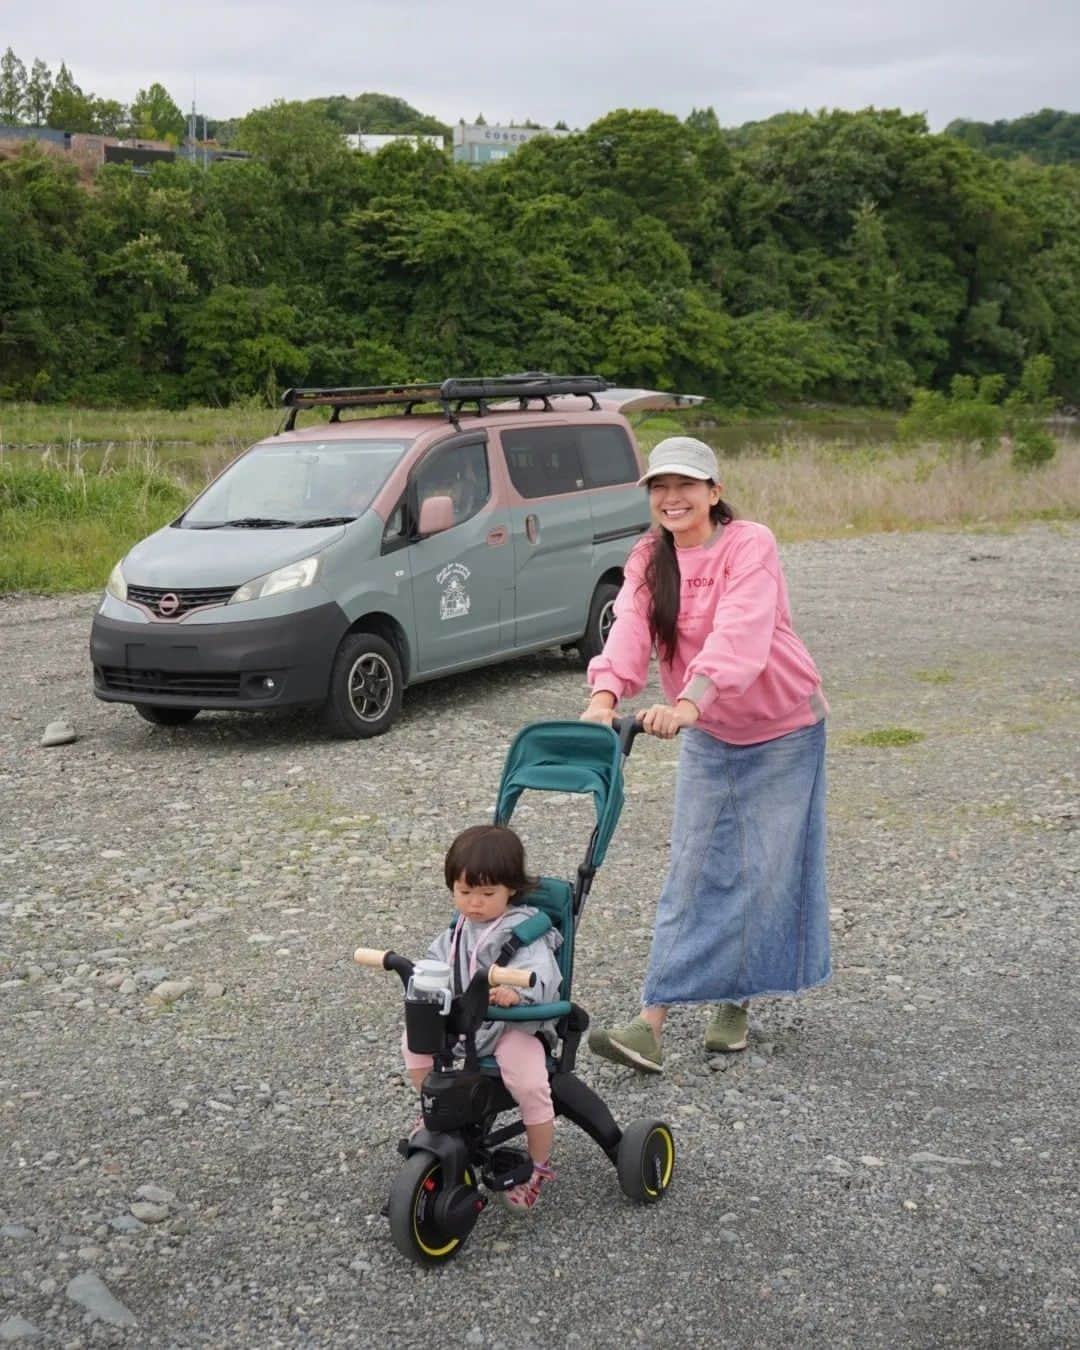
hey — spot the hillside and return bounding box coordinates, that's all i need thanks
[210,91,449,145]
[944,109,1080,164]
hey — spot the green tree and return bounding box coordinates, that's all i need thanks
[1004,354,1057,469]
[898,373,1006,453]
[946,110,1080,165]
[46,62,97,132]
[685,106,720,135]
[180,283,311,403]
[24,58,52,125]
[90,98,127,136]
[234,100,350,184]
[309,91,448,138]
[0,146,97,399]
[0,47,28,123]
[129,83,186,142]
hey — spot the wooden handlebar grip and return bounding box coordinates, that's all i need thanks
[488,964,536,989]
[353,947,389,968]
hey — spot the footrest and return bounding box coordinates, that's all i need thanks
[481,1148,532,1193]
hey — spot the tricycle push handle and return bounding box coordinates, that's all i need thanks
[611,714,644,756]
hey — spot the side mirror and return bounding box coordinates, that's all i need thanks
[418,494,455,536]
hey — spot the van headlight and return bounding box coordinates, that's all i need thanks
[229,555,321,605]
[105,560,127,601]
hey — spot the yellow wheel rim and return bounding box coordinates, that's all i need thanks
[643,1126,675,1197]
[411,1163,474,1258]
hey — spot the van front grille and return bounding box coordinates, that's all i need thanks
[127,585,235,618]
[100,668,243,698]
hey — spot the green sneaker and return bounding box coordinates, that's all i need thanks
[704,1003,748,1053]
[588,1015,663,1073]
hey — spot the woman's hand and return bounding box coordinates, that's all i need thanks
[580,691,617,726]
[489,986,521,1008]
[640,699,700,740]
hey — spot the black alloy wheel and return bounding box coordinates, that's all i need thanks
[578,580,620,664]
[321,630,403,738]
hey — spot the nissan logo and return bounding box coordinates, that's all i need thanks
[157,592,180,617]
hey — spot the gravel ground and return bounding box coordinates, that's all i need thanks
[1,523,1077,1349]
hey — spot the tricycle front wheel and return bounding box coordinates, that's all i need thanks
[387,1151,480,1265]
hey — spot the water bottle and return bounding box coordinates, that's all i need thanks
[405,959,453,1053]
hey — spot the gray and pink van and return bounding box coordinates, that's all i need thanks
[90,374,702,737]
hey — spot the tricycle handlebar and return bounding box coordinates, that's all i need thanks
[355,947,534,990]
[354,947,390,968]
[489,964,535,989]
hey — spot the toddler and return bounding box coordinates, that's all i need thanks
[403,824,562,1212]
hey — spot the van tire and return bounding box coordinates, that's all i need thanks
[577,581,620,665]
[322,631,403,739]
[134,705,201,726]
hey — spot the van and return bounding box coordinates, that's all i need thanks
[90,373,702,737]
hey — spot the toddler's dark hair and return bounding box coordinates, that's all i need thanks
[444,825,537,901]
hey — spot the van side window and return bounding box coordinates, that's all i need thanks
[502,427,584,498]
[414,441,490,528]
[579,425,638,487]
[381,496,408,552]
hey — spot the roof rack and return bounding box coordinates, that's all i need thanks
[278,373,609,431]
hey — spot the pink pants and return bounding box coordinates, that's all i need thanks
[401,1028,554,1126]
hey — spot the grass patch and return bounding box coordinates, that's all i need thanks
[1,404,1078,594]
[0,459,188,593]
[913,669,956,684]
[847,727,926,747]
[0,401,281,451]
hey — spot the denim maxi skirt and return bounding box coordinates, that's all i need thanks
[641,718,829,1007]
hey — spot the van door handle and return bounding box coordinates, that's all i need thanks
[486,526,508,547]
[525,514,540,544]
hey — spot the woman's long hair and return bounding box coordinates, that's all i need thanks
[642,489,734,664]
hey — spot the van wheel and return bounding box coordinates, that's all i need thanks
[135,705,200,726]
[322,631,403,739]
[577,581,620,665]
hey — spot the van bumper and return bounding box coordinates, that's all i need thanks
[90,602,348,710]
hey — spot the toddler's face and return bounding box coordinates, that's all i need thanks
[453,875,513,922]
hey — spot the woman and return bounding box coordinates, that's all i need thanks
[581,436,829,1071]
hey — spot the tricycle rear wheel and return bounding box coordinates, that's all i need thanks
[617,1119,675,1203]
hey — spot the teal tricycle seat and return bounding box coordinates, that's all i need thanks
[483,877,574,1031]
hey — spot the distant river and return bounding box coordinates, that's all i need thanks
[688,417,1079,455]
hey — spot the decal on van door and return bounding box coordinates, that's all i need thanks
[437,562,471,620]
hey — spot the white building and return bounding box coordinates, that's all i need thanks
[452,123,572,165]
[343,132,444,154]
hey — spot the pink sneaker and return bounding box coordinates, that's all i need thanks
[500,1161,555,1213]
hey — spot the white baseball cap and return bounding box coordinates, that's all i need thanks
[637,436,719,486]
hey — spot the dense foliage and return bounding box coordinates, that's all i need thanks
[210,92,449,149]
[1,100,1079,410]
[945,110,1080,165]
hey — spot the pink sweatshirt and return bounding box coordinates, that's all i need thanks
[588,521,827,746]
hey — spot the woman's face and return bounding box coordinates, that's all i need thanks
[647,474,722,548]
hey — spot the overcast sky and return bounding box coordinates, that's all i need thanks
[6,0,1078,130]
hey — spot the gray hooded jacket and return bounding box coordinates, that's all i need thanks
[425,905,563,1058]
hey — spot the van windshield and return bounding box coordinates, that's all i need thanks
[180,438,414,528]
